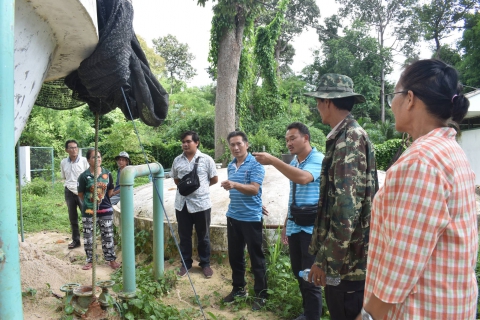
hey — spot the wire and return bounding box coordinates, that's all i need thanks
[120,87,207,320]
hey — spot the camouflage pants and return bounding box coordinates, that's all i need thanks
[82,216,116,263]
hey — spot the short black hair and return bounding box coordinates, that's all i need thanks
[227,131,248,143]
[399,59,469,123]
[319,96,355,112]
[286,122,310,141]
[180,130,200,143]
[86,148,101,160]
[65,140,78,150]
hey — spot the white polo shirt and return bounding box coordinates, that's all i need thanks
[60,156,89,194]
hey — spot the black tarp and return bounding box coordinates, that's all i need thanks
[65,0,168,126]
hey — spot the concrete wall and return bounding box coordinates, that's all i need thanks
[458,129,480,185]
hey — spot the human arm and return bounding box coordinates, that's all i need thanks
[221,180,260,195]
[281,216,288,245]
[253,152,313,185]
[78,192,84,201]
[60,160,66,180]
[353,294,395,320]
[107,172,114,198]
[210,176,218,186]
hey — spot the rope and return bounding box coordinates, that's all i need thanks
[91,113,100,299]
[120,87,207,320]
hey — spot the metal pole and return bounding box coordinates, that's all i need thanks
[17,142,24,242]
[0,0,25,318]
[118,163,163,296]
[152,167,164,279]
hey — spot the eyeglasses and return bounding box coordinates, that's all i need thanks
[67,147,78,150]
[385,91,408,107]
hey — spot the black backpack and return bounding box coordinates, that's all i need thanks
[177,157,201,196]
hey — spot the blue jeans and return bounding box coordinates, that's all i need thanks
[175,204,211,268]
[289,231,322,320]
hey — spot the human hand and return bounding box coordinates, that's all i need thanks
[262,205,269,216]
[221,180,236,191]
[252,152,273,165]
[281,226,288,245]
[308,263,326,287]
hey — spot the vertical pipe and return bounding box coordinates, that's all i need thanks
[152,167,164,279]
[17,143,24,242]
[0,0,25,319]
[120,181,136,294]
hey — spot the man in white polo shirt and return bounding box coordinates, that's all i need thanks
[171,131,218,279]
[254,122,324,320]
[60,140,89,249]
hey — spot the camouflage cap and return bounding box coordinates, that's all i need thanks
[304,73,366,104]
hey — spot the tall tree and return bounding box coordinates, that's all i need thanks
[197,0,261,162]
[303,20,393,122]
[458,12,480,90]
[415,0,477,58]
[152,34,197,94]
[335,0,418,122]
[257,0,320,77]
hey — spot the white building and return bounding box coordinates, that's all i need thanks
[458,89,480,185]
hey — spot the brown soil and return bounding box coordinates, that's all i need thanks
[20,232,277,320]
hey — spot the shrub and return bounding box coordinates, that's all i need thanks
[22,178,51,197]
[374,139,404,171]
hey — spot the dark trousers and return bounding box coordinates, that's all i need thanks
[227,217,267,298]
[65,187,83,242]
[325,280,365,320]
[175,204,211,269]
[289,231,322,320]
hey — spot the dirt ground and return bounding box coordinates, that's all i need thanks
[20,231,276,320]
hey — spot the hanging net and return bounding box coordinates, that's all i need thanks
[34,79,85,110]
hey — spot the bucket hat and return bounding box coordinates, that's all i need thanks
[115,151,130,164]
[304,73,366,104]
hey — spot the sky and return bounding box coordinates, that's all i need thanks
[132,0,462,88]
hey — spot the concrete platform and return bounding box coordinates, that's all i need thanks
[113,165,387,253]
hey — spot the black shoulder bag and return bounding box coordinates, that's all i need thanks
[178,157,201,196]
[289,183,318,226]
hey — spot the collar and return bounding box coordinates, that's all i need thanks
[231,152,253,165]
[68,156,80,163]
[182,149,201,160]
[295,147,317,165]
[326,113,354,140]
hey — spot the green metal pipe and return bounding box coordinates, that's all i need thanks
[119,163,164,294]
[152,169,164,279]
[0,0,24,319]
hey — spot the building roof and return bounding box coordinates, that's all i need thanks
[465,89,480,119]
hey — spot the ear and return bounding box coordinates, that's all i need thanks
[406,90,415,111]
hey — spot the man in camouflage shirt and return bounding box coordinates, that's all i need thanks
[304,74,378,320]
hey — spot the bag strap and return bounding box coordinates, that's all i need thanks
[292,182,297,206]
[192,156,201,174]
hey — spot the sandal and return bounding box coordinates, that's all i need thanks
[68,240,81,249]
[82,263,93,270]
[107,260,121,270]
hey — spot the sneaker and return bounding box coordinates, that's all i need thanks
[202,266,213,278]
[223,287,247,303]
[177,266,191,277]
[251,297,266,311]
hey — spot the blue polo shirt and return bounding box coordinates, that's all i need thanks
[286,147,324,236]
[226,153,265,222]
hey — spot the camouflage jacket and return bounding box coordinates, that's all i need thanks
[309,114,378,281]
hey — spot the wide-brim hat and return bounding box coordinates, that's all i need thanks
[115,151,130,164]
[304,73,366,104]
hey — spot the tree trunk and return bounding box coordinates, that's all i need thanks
[214,13,246,165]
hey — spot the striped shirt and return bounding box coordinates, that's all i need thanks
[286,148,324,236]
[226,153,265,222]
[364,127,478,319]
[171,150,217,213]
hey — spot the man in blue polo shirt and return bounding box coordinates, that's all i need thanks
[220,131,267,311]
[254,122,324,320]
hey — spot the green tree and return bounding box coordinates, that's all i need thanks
[302,20,393,122]
[335,0,418,122]
[257,0,320,77]
[152,34,197,94]
[414,0,477,58]
[196,0,262,162]
[435,44,462,67]
[458,12,480,90]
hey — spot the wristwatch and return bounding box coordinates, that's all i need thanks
[361,308,373,320]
